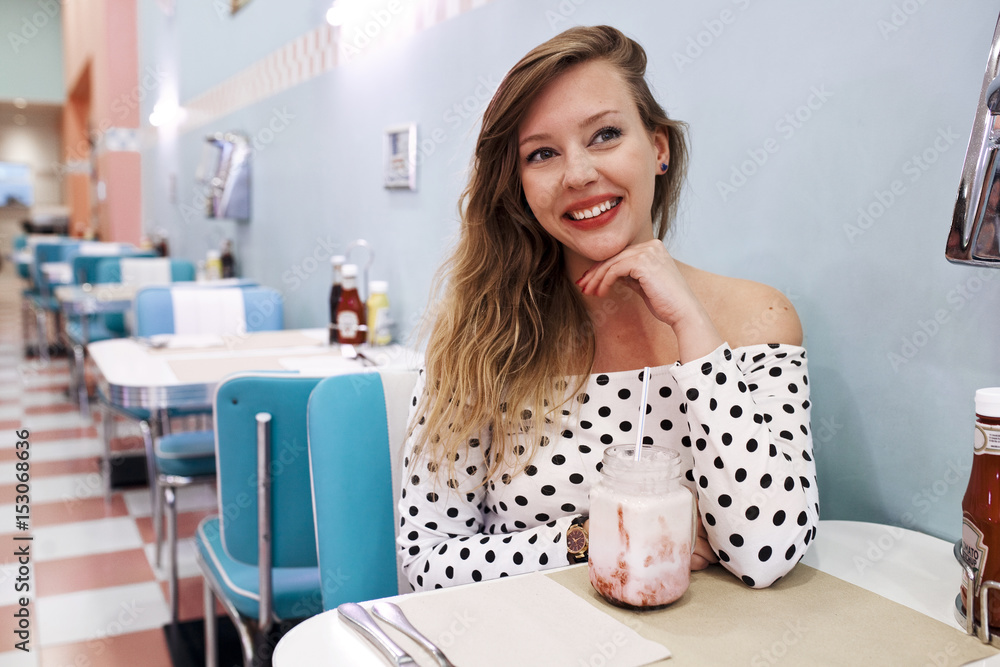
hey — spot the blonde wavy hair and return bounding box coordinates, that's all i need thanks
[412,25,689,484]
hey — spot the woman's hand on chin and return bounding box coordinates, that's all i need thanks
[575,240,723,361]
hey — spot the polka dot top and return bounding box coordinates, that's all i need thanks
[397,342,818,591]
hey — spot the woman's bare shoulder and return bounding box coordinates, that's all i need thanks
[678,263,803,348]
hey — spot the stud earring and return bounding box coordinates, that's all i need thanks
[660,163,669,173]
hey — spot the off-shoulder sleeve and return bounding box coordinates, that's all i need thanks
[671,343,818,588]
[396,370,576,591]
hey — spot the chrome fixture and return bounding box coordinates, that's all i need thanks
[195,132,251,220]
[947,14,1000,265]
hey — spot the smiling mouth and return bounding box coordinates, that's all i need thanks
[566,197,622,221]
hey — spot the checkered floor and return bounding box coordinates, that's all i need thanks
[0,262,218,666]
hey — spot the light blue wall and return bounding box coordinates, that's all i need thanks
[138,0,1000,543]
[0,0,63,102]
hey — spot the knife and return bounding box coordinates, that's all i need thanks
[337,603,417,666]
[371,601,457,667]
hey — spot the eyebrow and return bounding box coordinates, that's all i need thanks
[518,109,621,148]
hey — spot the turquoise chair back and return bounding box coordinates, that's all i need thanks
[134,285,281,337]
[31,240,80,296]
[95,258,196,335]
[94,256,196,284]
[307,370,419,610]
[215,373,323,568]
[14,235,29,279]
[71,249,155,285]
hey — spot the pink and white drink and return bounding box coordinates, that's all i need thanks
[588,445,694,609]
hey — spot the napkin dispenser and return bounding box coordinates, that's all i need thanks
[196,131,251,220]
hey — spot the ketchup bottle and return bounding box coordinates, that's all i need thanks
[335,264,366,345]
[961,387,1000,628]
[328,255,345,344]
[221,240,235,278]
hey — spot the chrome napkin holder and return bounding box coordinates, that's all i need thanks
[954,539,1000,646]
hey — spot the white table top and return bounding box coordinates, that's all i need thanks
[272,520,979,667]
[89,328,421,410]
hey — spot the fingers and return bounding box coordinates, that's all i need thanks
[576,240,667,297]
[691,509,719,571]
[691,552,714,571]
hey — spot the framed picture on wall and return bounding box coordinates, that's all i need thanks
[384,124,417,190]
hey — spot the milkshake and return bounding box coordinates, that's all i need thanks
[588,445,693,609]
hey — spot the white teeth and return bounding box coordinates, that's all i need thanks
[569,198,620,220]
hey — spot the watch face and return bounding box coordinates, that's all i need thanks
[567,525,587,553]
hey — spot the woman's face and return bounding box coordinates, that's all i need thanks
[517,59,669,278]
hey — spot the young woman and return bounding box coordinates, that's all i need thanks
[398,25,817,591]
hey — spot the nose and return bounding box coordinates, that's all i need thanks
[561,149,598,189]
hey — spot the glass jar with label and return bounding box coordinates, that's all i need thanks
[962,387,1000,628]
[588,444,694,610]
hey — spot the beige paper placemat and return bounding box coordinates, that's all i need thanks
[167,356,288,383]
[393,573,669,667]
[149,329,324,354]
[547,564,998,666]
[222,330,324,350]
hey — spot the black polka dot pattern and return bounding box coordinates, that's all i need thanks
[398,343,818,592]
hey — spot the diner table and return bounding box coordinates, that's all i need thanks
[89,327,420,412]
[88,328,420,488]
[272,520,1000,666]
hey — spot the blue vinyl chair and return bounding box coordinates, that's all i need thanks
[305,369,419,610]
[100,283,282,624]
[70,247,156,286]
[13,234,30,279]
[14,234,33,350]
[64,253,179,415]
[133,284,277,337]
[196,373,325,667]
[27,239,80,361]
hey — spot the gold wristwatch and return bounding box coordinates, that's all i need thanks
[566,516,589,564]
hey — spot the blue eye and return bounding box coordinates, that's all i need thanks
[593,126,622,144]
[526,147,557,163]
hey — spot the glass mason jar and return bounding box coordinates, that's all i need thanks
[588,444,694,610]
